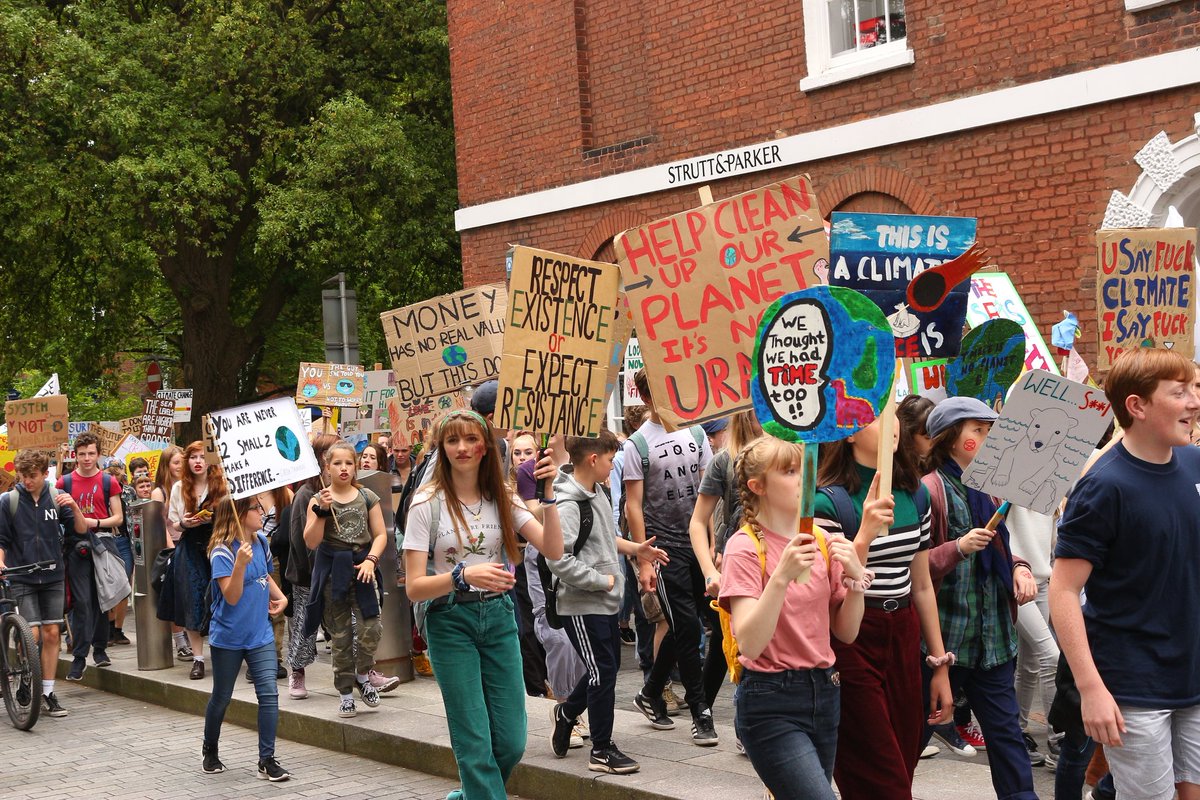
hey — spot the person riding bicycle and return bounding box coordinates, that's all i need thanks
[0,449,88,717]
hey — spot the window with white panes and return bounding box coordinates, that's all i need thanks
[801,0,913,91]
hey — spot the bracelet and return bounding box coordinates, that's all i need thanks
[540,497,558,506]
[954,538,966,558]
[311,503,332,518]
[925,652,958,668]
[841,569,875,593]
[365,554,379,565]
[451,561,470,592]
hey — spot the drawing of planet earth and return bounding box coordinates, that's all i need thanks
[443,345,468,367]
[275,426,301,462]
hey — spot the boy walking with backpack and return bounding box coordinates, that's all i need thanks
[56,430,124,680]
[547,429,667,774]
[0,449,88,716]
[624,369,716,745]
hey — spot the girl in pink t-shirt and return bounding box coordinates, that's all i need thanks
[718,436,870,800]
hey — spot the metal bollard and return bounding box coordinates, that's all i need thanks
[358,470,414,682]
[130,499,174,670]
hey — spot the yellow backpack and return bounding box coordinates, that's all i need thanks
[711,524,830,685]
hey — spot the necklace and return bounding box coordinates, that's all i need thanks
[459,497,484,521]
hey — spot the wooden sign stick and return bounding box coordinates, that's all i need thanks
[793,443,819,584]
[698,185,714,205]
[984,500,1011,532]
[321,475,343,534]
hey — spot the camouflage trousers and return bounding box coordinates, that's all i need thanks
[321,581,382,694]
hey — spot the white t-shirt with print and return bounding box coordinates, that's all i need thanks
[403,490,534,583]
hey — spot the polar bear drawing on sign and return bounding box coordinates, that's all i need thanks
[992,407,1078,509]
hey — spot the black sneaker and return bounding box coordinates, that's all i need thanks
[258,757,291,782]
[619,627,636,646]
[94,650,112,668]
[66,656,86,681]
[589,743,640,774]
[42,693,68,717]
[357,680,380,708]
[634,691,675,730]
[202,745,226,774]
[1023,732,1046,767]
[691,709,719,746]
[550,703,575,758]
[930,722,977,757]
[111,628,131,646]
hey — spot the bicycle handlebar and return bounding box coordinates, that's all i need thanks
[0,560,57,577]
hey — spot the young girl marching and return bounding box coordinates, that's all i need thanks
[403,410,563,800]
[815,417,953,799]
[302,440,389,718]
[202,497,290,781]
[719,436,870,800]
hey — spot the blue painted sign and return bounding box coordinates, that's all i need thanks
[751,285,895,444]
[830,212,976,358]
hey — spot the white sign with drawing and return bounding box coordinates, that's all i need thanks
[962,370,1113,514]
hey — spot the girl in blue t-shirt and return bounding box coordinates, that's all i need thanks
[201,496,290,782]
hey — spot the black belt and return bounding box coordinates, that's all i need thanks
[429,590,506,609]
[864,595,911,611]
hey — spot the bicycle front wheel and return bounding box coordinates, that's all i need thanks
[1,612,42,730]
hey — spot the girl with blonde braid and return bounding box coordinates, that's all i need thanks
[718,436,869,799]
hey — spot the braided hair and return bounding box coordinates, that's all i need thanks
[734,435,807,544]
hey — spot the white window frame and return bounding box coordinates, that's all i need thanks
[799,0,915,92]
[1124,0,1181,10]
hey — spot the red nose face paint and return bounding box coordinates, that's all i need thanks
[963,439,978,452]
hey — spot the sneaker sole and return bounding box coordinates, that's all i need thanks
[202,766,225,774]
[359,697,380,708]
[339,710,357,718]
[633,699,675,730]
[66,674,84,681]
[692,736,720,747]
[289,691,308,699]
[46,710,68,718]
[589,762,640,774]
[258,772,291,782]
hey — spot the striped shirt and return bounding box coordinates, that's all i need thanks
[813,465,931,600]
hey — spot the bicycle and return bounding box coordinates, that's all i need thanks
[0,560,56,730]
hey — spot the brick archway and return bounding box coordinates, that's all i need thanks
[818,165,945,218]
[1102,116,1200,229]
[578,209,651,262]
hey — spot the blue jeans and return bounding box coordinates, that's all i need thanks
[426,593,526,800]
[1054,730,1115,800]
[736,667,840,800]
[204,642,278,761]
[114,534,134,581]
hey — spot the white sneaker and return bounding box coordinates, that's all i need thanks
[920,744,940,759]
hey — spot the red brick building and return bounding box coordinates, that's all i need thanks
[447,0,1200,368]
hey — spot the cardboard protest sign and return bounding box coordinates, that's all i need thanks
[963,370,1114,514]
[0,450,16,475]
[5,395,69,450]
[201,415,221,466]
[495,246,621,436]
[157,389,194,423]
[124,450,162,479]
[119,416,142,436]
[605,298,634,406]
[356,370,397,434]
[967,273,1059,374]
[0,469,13,493]
[1096,227,1197,370]
[112,434,150,465]
[386,392,469,449]
[98,421,121,433]
[89,424,124,457]
[208,398,320,499]
[830,213,976,359]
[909,359,949,401]
[380,284,506,404]
[615,175,828,430]
[34,374,59,397]
[946,319,1025,408]
[751,286,895,443]
[295,362,366,408]
[0,433,7,450]
[68,421,93,446]
[141,397,175,447]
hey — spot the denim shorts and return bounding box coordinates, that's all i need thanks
[12,582,65,627]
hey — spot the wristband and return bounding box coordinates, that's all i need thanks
[311,503,333,518]
[451,561,470,592]
[954,538,966,558]
[841,569,876,593]
[925,652,957,668]
[365,554,379,565]
[540,497,558,506]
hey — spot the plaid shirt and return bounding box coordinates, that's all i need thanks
[935,471,1017,671]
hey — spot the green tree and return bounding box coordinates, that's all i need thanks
[0,0,459,436]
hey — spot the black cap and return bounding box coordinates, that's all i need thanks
[470,379,499,416]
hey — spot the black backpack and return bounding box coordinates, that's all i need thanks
[62,472,124,534]
[536,499,592,630]
[396,448,436,542]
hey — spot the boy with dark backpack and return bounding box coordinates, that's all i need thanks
[546,429,667,774]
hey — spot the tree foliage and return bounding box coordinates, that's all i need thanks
[0,0,460,432]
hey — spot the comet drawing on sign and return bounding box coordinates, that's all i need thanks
[906,243,990,313]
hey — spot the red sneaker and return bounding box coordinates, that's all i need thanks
[957,722,987,750]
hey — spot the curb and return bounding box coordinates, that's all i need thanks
[67,659,679,800]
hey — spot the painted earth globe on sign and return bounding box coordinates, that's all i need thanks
[335,378,356,395]
[442,345,468,367]
[275,426,301,461]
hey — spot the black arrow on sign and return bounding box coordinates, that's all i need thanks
[787,226,826,244]
[625,275,654,291]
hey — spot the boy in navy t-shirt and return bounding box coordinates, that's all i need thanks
[1050,348,1200,800]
